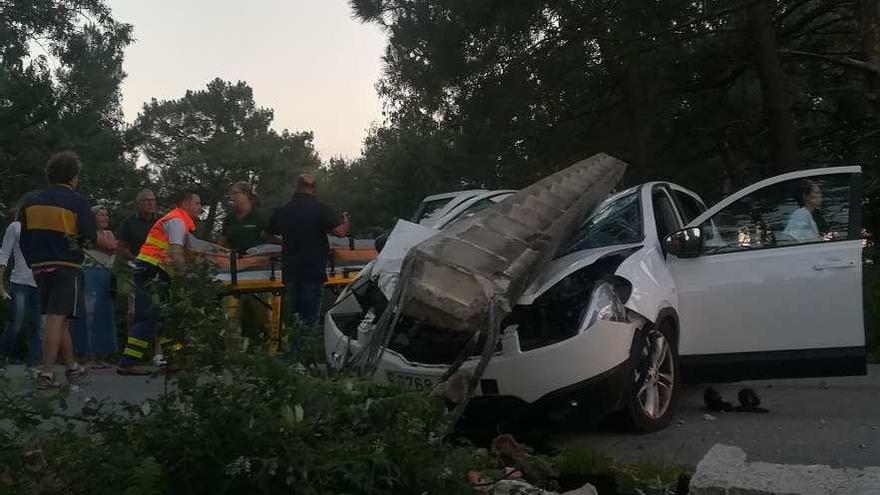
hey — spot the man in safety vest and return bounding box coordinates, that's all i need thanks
[117,191,202,375]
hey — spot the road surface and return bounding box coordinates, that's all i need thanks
[546,365,880,469]
[3,364,878,469]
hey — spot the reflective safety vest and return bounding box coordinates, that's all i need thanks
[136,208,196,270]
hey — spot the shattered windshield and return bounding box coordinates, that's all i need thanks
[412,197,454,225]
[558,190,643,256]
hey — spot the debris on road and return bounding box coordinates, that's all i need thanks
[702,414,717,421]
[480,479,598,495]
[704,387,769,413]
[690,444,880,495]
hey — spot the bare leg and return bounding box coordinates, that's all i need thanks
[42,314,66,374]
[59,318,76,368]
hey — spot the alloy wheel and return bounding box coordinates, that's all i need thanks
[634,331,675,419]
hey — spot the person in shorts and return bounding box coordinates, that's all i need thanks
[19,151,97,389]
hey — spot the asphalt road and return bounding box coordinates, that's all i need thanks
[3,364,879,470]
[546,365,880,469]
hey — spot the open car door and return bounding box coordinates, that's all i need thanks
[669,167,865,382]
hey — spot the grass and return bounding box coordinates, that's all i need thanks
[550,442,687,495]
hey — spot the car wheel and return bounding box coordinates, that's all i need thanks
[623,321,679,432]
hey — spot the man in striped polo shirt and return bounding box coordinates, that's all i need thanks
[19,151,96,389]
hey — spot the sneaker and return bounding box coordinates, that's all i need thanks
[24,365,39,379]
[36,372,61,390]
[65,365,89,385]
[152,354,167,367]
[116,365,154,376]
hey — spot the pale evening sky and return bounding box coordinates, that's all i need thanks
[109,0,387,160]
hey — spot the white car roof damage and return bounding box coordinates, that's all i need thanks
[393,154,627,333]
[368,165,686,327]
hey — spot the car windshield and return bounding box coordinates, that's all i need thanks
[412,197,454,224]
[558,190,643,256]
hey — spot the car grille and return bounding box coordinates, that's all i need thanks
[387,317,501,365]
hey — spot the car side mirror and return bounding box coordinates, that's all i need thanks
[664,227,703,258]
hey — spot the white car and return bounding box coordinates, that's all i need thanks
[411,189,516,229]
[325,167,866,431]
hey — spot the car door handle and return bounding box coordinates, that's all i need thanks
[813,261,856,271]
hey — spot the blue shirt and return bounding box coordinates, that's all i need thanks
[19,185,97,269]
[267,193,341,283]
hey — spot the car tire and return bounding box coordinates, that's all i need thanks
[622,320,680,432]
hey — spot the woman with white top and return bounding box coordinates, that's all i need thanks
[783,180,822,243]
[71,205,119,368]
[0,207,43,373]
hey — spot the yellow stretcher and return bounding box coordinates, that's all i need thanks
[210,243,378,354]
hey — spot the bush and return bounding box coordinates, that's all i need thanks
[0,264,482,495]
[2,357,482,494]
[551,442,685,495]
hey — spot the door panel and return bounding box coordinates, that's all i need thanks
[675,240,864,355]
[671,168,865,381]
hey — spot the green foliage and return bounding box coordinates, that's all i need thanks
[131,78,321,236]
[0,358,480,494]
[347,0,880,211]
[552,442,614,476]
[154,261,230,367]
[0,264,480,494]
[123,457,165,495]
[0,0,144,210]
[550,442,685,495]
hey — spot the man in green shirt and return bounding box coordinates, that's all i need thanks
[222,182,271,252]
[222,182,272,345]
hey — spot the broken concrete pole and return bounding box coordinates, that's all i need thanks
[398,153,627,332]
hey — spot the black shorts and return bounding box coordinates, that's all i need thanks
[33,266,85,319]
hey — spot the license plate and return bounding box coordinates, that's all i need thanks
[385,371,437,392]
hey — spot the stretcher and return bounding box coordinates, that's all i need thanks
[206,240,378,354]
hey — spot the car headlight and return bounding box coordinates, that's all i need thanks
[581,281,627,330]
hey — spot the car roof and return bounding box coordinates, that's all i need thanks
[426,189,516,228]
[421,189,489,203]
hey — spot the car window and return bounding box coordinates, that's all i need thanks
[673,190,706,224]
[558,191,643,256]
[413,198,453,224]
[444,198,497,227]
[700,174,854,255]
[653,189,682,241]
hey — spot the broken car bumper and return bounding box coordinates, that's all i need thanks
[324,301,637,407]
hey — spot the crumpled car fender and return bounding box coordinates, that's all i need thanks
[615,245,677,324]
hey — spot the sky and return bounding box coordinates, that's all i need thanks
[109,0,388,160]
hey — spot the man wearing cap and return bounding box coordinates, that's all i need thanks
[265,175,350,332]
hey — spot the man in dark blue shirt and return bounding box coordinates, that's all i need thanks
[266,175,350,332]
[19,151,96,389]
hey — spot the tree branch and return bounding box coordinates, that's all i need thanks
[780,49,880,75]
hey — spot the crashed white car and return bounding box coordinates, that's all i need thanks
[325,167,866,431]
[410,189,515,228]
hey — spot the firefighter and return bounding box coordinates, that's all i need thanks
[117,191,202,375]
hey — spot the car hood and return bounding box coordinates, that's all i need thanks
[516,243,644,305]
